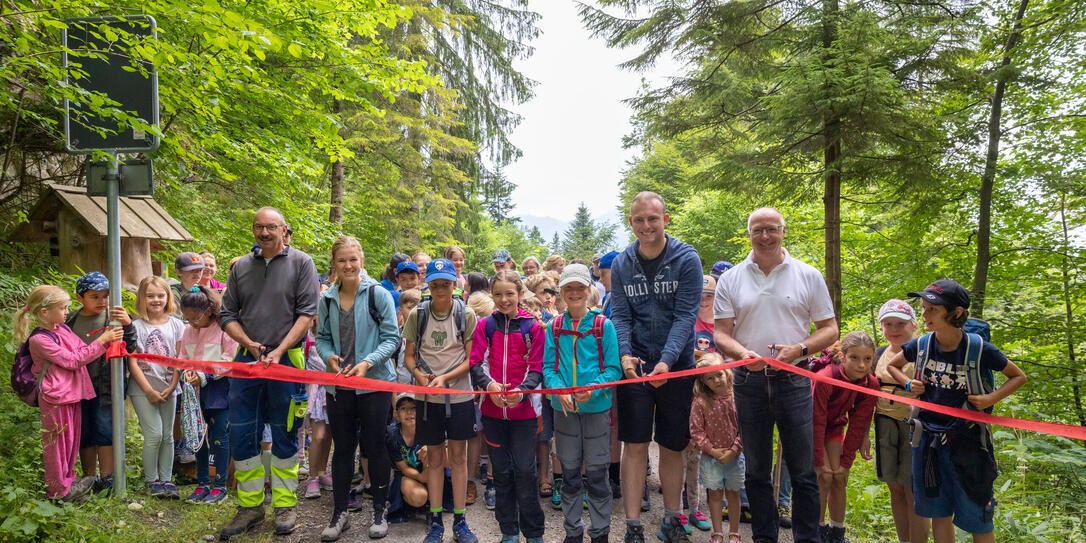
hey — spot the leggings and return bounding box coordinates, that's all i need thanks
[130,394,177,483]
[327,390,392,514]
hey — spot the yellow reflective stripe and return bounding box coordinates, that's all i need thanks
[234,455,266,504]
[269,455,299,507]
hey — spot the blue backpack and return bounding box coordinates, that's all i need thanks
[913,331,994,413]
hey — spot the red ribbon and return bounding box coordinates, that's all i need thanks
[106,342,1086,441]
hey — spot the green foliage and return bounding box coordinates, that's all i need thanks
[560,203,617,262]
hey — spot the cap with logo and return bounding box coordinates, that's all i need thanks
[426,258,458,283]
[878,299,916,322]
[175,252,206,272]
[702,274,717,294]
[558,263,593,288]
[396,261,420,276]
[710,261,734,279]
[907,279,970,309]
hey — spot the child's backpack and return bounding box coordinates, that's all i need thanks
[913,331,995,412]
[482,315,535,360]
[550,313,607,373]
[11,328,58,407]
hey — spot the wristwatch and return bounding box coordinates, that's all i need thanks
[799,343,809,357]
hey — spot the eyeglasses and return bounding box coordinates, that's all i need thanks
[749,226,783,236]
[253,223,284,232]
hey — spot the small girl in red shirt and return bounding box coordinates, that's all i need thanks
[689,351,743,543]
[813,331,880,543]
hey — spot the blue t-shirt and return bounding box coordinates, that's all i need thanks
[902,334,1008,433]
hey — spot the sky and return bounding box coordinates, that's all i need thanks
[504,1,679,222]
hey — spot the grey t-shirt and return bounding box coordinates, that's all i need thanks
[221,246,320,349]
[336,306,356,393]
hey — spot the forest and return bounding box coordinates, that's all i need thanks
[0,0,1083,541]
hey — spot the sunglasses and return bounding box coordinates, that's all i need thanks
[543,288,558,296]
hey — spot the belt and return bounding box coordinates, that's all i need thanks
[739,358,811,376]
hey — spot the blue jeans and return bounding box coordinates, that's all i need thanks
[197,407,230,487]
[733,368,820,543]
[736,455,790,509]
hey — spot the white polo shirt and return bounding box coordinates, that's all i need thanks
[714,249,835,357]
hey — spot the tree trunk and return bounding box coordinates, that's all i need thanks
[822,0,843,322]
[1059,193,1086,438]
[972,0,1030,318]
[329,98,346,225]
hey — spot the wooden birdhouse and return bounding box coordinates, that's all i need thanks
[10,182,194,289]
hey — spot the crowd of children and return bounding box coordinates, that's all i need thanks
[12,237,1027,543]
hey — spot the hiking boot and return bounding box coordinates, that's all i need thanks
[204,487,228,504]
[656,518,691,543]
[62,476,96,502]
[187,485,211,503]
[590,533,609,543]
[219,505,265,540]
[777,503,792,529]
[369,507,388,539]
[321,510,350,542]
[819,525,833,542]
[551,478,563,510]
[274,506,297,535]
[452,518,478,543]
[830,525,850,543]
[92,475,114,496]
[624,525,645,543]
[423,522,445,543]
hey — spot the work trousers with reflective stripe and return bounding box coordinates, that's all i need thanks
[229,347,306,507]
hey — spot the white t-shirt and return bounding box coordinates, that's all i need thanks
[714,249,835,357]
[130,317,186,396]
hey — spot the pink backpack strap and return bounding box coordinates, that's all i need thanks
[552,315,564,372]
[592,314,606,372]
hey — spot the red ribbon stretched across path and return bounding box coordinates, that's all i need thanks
[107,342,1086,441]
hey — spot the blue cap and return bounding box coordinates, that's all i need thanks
[711,261,734,278]
[598,251,619,269]
[396,261,420,276]
[426,258,458,283]
[491,249,512,263]
[76,272,109,295]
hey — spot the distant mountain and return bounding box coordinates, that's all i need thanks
[518,214,569,242]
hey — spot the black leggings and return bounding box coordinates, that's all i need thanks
[327,391,392,514]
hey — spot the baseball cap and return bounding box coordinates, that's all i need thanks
[598,251,619,270]
[907,279,970,309]
[491,249,512,263]
[710,261,734,279]
[426,258,458,283]
[395,392,415,408]
[592,252,604,264]
[396,261,420,276]
[75,272,109,295]
[175,252,205,272]
[558,263,593,288]
[878,299,916,322]
[702,274,717,294]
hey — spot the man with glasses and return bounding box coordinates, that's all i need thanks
[712,207,839,543]
[219,207,320,539]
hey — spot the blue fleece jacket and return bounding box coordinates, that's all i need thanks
[316,272,401,395]
[609,234,702,371]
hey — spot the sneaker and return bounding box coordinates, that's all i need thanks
[656,519,691,543]
[348,489,364,512]
[678,514,692,535]
[321,510,350,542]
[777,504,792,529]
[352,471,364,485]
[423,522,444,543]
[92,475,114,496]
[62,476,96,502]
[204,487,228,504]
[501,535,520,543]
[298,458,309,477]
[187,485,211,503]
[149,481,164,497]
[452,519,478,543]
[162,482,180,499]
[274,506,297,535]
[369,507,388,539]
[319,474,334,490]
[219,505,265,540]
[624,525,645,543]
[177,442,197,464]
[641,487,650,512]
[689,511,711,531]
[466,480,477,506]
[485,481,496,510]
[551,478,563,510]
[305,478,321,499]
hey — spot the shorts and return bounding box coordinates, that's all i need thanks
[875,414,913,486]
[538,401,554,442]
[699,453,744,491]
[825,424,845,442]
[912,436,996,534]
[79,396,113,448]
[616,375,694,452]
[416,401,478,446]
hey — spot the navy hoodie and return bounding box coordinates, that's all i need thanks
[610,234,702,371]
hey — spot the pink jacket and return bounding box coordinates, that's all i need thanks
[689,392,743,456]
[469,308,544,421]
[29,324,102,405]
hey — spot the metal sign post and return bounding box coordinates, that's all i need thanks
[63,14,159,500]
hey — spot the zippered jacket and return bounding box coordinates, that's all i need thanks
[469,307,544,420]
[316,272,401,395]
[542,308,622,414]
